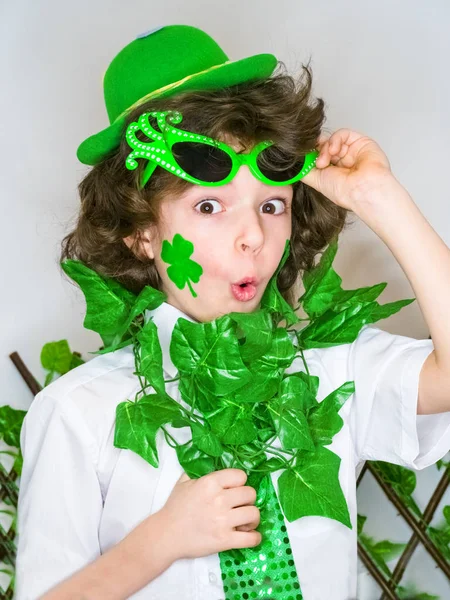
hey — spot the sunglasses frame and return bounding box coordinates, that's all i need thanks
[125,110,319,189]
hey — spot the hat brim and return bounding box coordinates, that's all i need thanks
[77,53,278,165]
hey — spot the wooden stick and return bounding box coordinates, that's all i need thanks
[9,352,42,396]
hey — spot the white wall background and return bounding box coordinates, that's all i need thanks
[1,1,449,598]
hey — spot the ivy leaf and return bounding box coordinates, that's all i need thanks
[171,315,251,395]
[371,461,422,518]
[444,505,450,526]
[297,298,415,349]
[114,394,182,467]
[358,532,400,577]
[175,439,216,478]
[137,318,165,393]
[397,587,440,600]
[307,381,355,446]
[278,373,319,415]
[268,395,315,452]
[0,406,27,448]
[234,327,296,404]
[357,514,367,536]
[179,376,216,413]
[233,362,282,404]
[436,458,450,471]
[191,423,224,457]
[111,285,167,346]
[40,340,73,375]
[208,405,259,445]
[278,446,351,527]
[299,239,343,319]
[70,352,85,369]
[161,234,203,298]
[298,239,388,320]
[260,240,299,326]
[229,310,273,362]
[61,259,137,345]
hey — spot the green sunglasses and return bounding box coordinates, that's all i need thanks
[125,110,319,189]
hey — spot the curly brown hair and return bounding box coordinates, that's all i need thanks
[61,61,352,306]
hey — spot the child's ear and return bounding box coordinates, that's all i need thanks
[123,229,156,260]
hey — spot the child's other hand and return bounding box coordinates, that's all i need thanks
[158,469,261,560]
[302,129,395,210]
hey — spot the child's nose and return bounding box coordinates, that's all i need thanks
[235,210,264,254]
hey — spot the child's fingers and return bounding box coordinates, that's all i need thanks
[223,485,257,508]
[228,505,260,529]
[229,529,262,549]
[211,468,248,489]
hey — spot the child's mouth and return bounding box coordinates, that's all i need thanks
[230,277,258,302]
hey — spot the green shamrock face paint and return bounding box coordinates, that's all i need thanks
[161,234,203,298]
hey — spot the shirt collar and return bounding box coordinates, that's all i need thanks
[144,301,196,378]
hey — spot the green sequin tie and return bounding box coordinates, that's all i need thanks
[219,474,303,600]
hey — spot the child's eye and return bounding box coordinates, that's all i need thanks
[261,199,286,215]
[194,199,223,215]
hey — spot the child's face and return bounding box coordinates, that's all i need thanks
[140,153,293,322]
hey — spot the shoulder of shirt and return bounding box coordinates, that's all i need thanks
[26,345,140,442]
[42,344,137,401]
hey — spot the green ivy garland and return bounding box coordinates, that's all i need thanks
[61,238,414,528]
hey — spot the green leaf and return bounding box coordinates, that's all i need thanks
[208,404,258,445]
[230,309,273,362]
[357,514,367,536]
[70,352,85,369]
[260,240,299,326]
[299,239,388,320]
[233,327,296,404]
[111,285,167,346]
[13,451,23,476]
[40,340,73,375]
[299,239,343,319]
[171,315,251,395]
[436,458,450,471]
[114,394,182,467]
[268,395,314,452]
[372,461,422,518]
[0,406,27,448]
[372,540,406,561]
[191,423,224,457]
[61,259,137,344]
[278,373,319,415]
[444,505,450,526]
[397,585,440,600]
[307,381,355,446]
[372,462,417,495]
[297,298,415,349]
[175,439,216,478]
[179,376,216,413]
[137,318,166,393]
[278,446,351,527]
[44,370,55,387]
[161,234,203,298]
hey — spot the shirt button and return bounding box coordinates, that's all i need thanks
[209,571,217,584]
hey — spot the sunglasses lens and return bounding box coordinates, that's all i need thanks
[256,146,306,183]
[172,142,232,183]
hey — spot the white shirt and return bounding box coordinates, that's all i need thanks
[15,302,450,600]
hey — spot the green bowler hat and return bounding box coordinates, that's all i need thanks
[77,25,278,165]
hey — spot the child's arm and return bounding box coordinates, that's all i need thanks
[40,470,261,600]
[303,129,450,415]
[40,509,173,600]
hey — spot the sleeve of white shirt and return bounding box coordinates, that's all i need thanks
[346,325,450,469]
[14,390,103,600]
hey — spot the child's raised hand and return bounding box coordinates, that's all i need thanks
[302,129,394,210]
[158,469,261,560]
